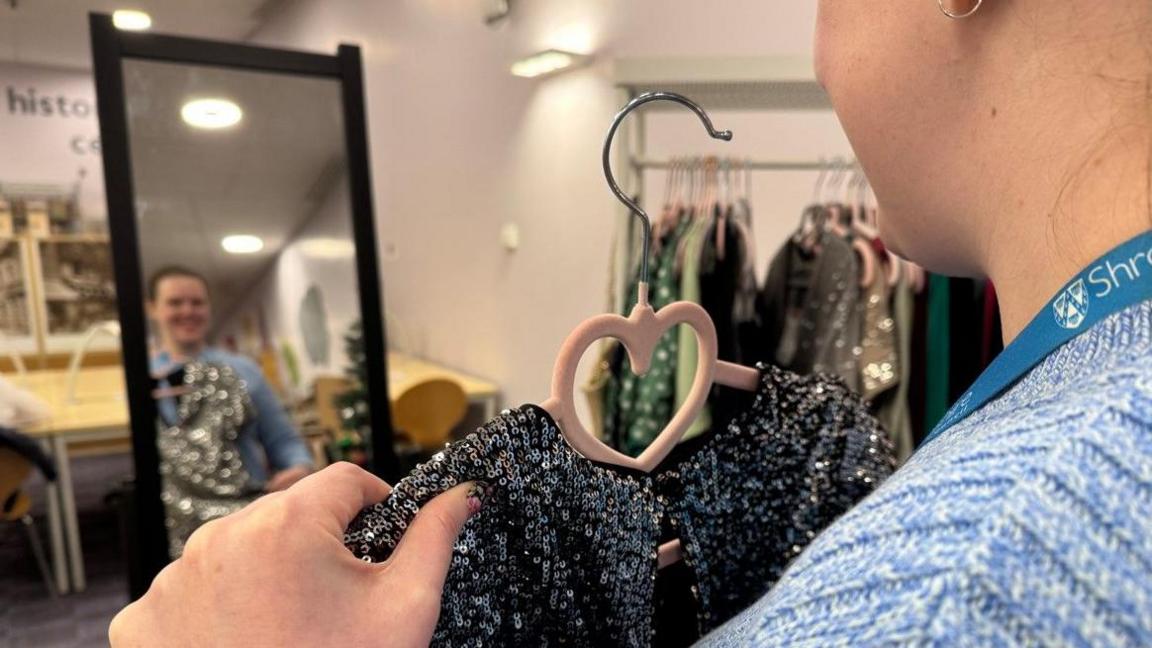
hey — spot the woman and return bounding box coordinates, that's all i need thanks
[111,0,1150,645]
[148,266,313,492]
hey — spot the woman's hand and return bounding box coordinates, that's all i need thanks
[264,464,311,492]
[110,463,485,647]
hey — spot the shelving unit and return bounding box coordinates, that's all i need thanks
[0,233,119,358]
[0,237,38,354]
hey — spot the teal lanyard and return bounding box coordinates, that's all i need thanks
[921,230,1152,447]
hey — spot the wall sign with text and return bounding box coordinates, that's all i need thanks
[0,63,106,223]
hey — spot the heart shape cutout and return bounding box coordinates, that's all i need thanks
[540,300,719,472]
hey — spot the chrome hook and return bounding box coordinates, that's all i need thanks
[602,92,732,291]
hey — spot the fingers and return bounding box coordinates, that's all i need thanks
[108,602,138,647]
[385,481,489,588]
[282,462,392,534]
[109,560,182,647]
[266,465,311,492]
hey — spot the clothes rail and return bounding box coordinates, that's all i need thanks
[630,158,856,172]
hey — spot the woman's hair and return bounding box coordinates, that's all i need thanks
[147,265,210,302]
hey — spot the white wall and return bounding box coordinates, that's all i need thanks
[251,1,846,410]
[0,62,105,224]
[216,176,361,399]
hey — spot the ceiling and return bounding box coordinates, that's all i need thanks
[124,57,349,322]
[0,0,285,69]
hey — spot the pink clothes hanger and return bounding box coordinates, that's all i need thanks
[859,178,903,288]
[538,92,761,569]
[823,159,876,288]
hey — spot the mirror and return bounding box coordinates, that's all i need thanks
[92,15,394,595]
[123,59,369,556]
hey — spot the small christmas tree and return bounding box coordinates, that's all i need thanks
[331,320,370,465]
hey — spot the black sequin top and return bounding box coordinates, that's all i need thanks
[344,364,894,647]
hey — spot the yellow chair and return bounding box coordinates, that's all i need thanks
[1,445,56,596]
[392,378,468,450]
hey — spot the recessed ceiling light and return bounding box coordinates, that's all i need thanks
[221,235,264,254]
[181,98,243,130]
[112,10,152,31]
[299,238,356,260]
[511,49,587,79]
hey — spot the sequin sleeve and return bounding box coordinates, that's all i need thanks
[344,406,666,647]
[665,364,896,634]
[342,417,507,563]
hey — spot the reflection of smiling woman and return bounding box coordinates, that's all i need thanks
[147,265,312,492]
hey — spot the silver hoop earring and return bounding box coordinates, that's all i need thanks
[937,0,983,19]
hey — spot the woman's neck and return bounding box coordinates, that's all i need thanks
[986,136,1151,343]
[162,341,205,363]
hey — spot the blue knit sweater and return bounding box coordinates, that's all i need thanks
[700,299,1152,646]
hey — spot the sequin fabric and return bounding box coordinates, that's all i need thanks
[856,241,899,401]
[344,364,894,646]
[762,227,864,393]
[157,362,259,557]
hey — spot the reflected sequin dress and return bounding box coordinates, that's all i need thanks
[157,362,260,557]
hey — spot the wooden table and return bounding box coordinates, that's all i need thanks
[13,353,499,594]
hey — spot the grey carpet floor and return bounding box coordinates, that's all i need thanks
[1,453,133,648]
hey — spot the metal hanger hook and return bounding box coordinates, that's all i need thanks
[602,92,732,287]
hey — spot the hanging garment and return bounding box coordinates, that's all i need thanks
[605,218,691,456]
[157,362,260,557]
[730,199,760,365]
[582,341,614,440]
[753,229,802,366]
[907,283,930,445]
[856,241,899,401]
[877,275,916,462]
[345,365,895,647]
[786,231,863,391]
[948,277,986,403]
[674,210,713,441]
[698,214,747,429]
[698,214,743,364]
[924,274,952,432]
[601,337,629,450]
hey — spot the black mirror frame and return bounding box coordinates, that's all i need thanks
[89,12,399,599]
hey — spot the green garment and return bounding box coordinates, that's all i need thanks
[924,274,951,432]
[675,215,712,441]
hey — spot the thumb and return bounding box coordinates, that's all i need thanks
[386,481,491,585]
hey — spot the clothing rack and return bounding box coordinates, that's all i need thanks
[610,56,848,315]
[630,158,855,172]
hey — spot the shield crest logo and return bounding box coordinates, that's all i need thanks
[1052,278,1089,329]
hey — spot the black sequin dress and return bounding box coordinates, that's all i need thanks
[345,364,894,647]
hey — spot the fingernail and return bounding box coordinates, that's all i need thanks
[466,481,491,517]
